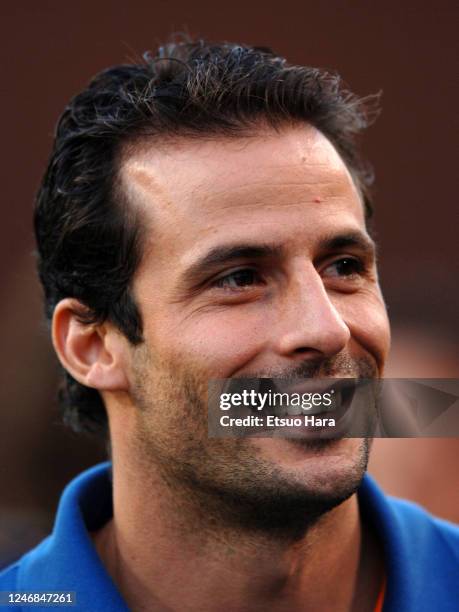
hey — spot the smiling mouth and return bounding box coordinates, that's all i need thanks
[211,376,382,439]
[251,377,358,421]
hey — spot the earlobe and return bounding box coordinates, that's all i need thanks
[52,298,129,392]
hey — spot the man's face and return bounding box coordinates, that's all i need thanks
[118,124,390,529]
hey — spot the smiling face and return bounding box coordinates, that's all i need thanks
[114,123,390,531]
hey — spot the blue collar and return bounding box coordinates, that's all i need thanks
[17,462,128,611]
[13,462,459,611]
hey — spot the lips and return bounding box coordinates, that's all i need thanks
[284,379,355,412]
[250,377,358,420]
[210,376,380,439]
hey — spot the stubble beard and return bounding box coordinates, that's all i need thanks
[131,349,375,542]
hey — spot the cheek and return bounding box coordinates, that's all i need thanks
[338,292,391,371]
[150,306,272,378]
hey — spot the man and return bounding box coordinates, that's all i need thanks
[1,40,457,611]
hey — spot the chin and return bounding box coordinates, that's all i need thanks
[198,437,370,540]
[249,437,369,497]
[254,436,365,465]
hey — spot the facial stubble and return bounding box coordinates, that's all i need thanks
[130,349,372,542]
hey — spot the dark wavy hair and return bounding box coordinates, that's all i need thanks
[34,38,378,435]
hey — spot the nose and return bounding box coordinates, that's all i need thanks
[273,265,351,360]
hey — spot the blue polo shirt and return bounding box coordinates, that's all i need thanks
[1,463,458,611]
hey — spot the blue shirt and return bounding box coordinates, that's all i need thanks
[1,463,458,611]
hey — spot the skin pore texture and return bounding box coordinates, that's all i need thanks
[55,123,391,611]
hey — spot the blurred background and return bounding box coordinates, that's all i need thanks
[1,1,457,567]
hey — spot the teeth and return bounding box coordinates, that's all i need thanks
[304,407,326,416]
[274,404,286,417]
[258,387,349,418]
[286,402,303,416]
[301,389,342,415]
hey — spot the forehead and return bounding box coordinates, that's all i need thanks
[120,124,366,260]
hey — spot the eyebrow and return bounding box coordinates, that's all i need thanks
[318,231,377,257]
[183,244,282,284]
[181,230,376,286]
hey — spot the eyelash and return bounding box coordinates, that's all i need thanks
[212,257,366,291]
[213,268,262,290]
[323,257,365,278]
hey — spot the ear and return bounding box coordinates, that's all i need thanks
[52,298,129,392]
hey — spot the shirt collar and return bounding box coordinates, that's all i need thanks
[16,462,413,611]
[18,462,128,611]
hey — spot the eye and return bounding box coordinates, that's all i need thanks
[214,268,261,289]
[323,257,365,278]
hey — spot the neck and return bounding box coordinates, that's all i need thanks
[93,451,383,612]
